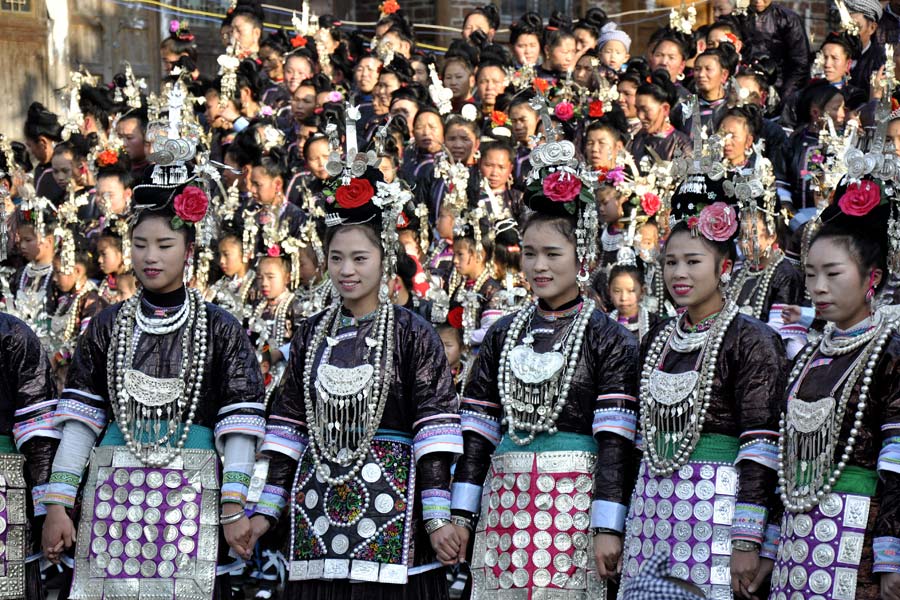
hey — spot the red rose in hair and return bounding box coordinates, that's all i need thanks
[173,186,209,223]
[491,110,508,126]
[335,178,375,209]
[267,245,281,257]
[542,170,582,202]
[641,193,661,216]
[532,78,549,94]
[97,149,119,167]
[291,35,308,48]
[447,306,464,329]
[588,100,604,118]
[554,101,575,122]
[838,180,881,216]
[380,0,400,14]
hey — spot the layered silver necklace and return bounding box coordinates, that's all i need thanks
[779,311,896,512]
[303,302,395,486]
[639,302,738,476]
[498,299,595,446]
[107,289,209,467]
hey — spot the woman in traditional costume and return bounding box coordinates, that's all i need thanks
[619,187,787,599]
[247,155,463,597]
[767,174,900,600]
[450,133,639,599]
[40,88,267,600]
[2,310,58,599]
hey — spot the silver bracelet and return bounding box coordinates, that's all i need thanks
[424,518,451,535]
[219,510,245,525]
[450,515,474,531]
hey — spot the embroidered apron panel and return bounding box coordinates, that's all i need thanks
[70,447,220,600]
[288,434,417,585]
[769,493,870,600]
[470,450,606,600]
[0,453,27,599]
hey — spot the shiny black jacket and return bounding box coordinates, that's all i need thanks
[749,3,812,103]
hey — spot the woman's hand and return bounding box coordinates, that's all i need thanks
[593,533,623,579]
[247,514,271,550]
[883,572,900,600]
[780,305,802,325]
[429,523,461,566]
[42,504,75,564]
[731,549,771,599]
[221,505,253,560]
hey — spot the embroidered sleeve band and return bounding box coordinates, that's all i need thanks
[422,488,452,521]
[32,484,48,516]
[13,399,60,447]
[592,394,639,444]
[878,436,900,477]
[736,431,779,471]
[731,502,768,545]
[214,414,267,453]
[760,523,780,560]
[590,500,627,532]
[451,482,483,514]
[260,420,309,461]
[53,397,107,435]
[874,536,900,573]
[253,485,289,520]
[460,410,501,447]
[413,423,463,462]
[44,471,82,508]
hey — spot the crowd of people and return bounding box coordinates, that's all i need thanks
[2,0,900,598]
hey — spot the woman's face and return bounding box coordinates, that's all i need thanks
[509,103,538,144]
[389,99,418,136]
[232,14,261,52]
[476,66,507,108]
[821,94,847,129]
[596,188,625,224]
[694,55,727,98]
[160,50,182,75]
[453,240,483,279]
[378,155,397,183]
[259,46,284,80]
[443,62,474,101]
[284,56,314,94]
[51,151,86,189]
[806,236,877,329]
[574,27,598,59]
[649,40,686,82]
[327,227,383,303]
[354,57,382,94]
[413,113,444,154]
[513,33,541,66]
[131,216,189,294]
[218,237,245,277]
[445,124,478,163]
[719,116,753,164]
[249,167,282,206]
[306,138,331,180]
[437,210,454,239]
[663,230,724,309]
[373,73,401,114]
[462,13,493,42]
[635,95,669,134]
[573,55,596,87]
[411,60,429,85]
[438,327,462,367]
[585,128,622,171]
[734,75,765,107]
[25,137,53,165]
[617,80,638,119]
[479,148,513,191]
[546,37,577,73]
[521,220,579,307]
[291,85,317,121]
[822,44,852,84]
[888,119,900,157]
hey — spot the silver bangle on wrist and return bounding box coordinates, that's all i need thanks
[425,518,451,534]
[219,509,245,525]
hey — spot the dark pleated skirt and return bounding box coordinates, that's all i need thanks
[283,568,449,600]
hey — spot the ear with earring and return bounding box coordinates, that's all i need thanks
[718,261,732,290]
[866,270,877,302]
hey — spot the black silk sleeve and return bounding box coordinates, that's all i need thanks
[872,335,900,542]
[453,318,508,490]
[730,318,787,509]
[587,314,641,511]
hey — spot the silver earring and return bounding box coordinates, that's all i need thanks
[720,272,731,285]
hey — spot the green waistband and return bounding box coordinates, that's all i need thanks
[829,465,878,497]
[496,431,598,456]
[0,435,16,454]
[657,433,739,462]
[100,422,215,450]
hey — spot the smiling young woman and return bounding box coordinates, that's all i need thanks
[40,156,268,600]
[767,181,900,600]
[451,136,639,600]
[247,164,462,600]
[620,186,788,599]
